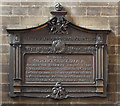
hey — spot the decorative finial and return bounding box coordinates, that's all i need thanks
[55,3,62,11]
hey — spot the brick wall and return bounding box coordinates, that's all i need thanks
[1,1,119,106]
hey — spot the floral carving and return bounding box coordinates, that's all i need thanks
[52,40,65,53]
[48,17,69,34]
[47,82,68,100]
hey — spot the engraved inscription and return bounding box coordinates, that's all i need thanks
[24,35,96,42]
[23,45,95,54]
[23,36,96,41]
[25,54,94,83]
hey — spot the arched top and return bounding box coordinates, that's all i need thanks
[6,3,111,35]
[6,17,111,34]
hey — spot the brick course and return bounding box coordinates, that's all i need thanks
[87,7,101,16]
[13,7,28,15]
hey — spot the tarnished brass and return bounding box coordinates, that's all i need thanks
[6,3,110,99]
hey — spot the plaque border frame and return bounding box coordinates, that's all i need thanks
[6,3,110,99]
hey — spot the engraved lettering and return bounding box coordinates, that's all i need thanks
[25,54,94,83]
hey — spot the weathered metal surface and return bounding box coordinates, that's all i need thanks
[25,54,94,83]
[6,3,110,99]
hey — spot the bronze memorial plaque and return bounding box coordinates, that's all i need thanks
[7,3,110,99]
[25,54,94,83]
